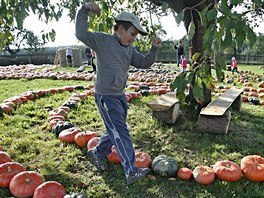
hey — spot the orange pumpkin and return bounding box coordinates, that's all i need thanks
[257,88,264,93]
[0,103,13,113]
[241,155,264,182]
[87,137,100,150]
[74,130,97,148]
[33,181,66,198]
[135,151,152,168]
[9,171,45,198]
[213,160,242,182]
[49,108,68,118]
[0,151,12,164]
[259,93,264,99]
[48,115,65,122]
[59,127,82,143]
[177,167,193,180]
[107,145,121,164]
[58,106,71,113]
[0,162,26,188]
[258,82,264,88]
[193,166,215,185]
[241,96,248,103]
[248,92,258,97]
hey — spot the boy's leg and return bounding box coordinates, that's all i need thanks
[94,94,136,176]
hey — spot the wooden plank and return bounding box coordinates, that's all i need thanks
[200,88,243,116]
[147,92,179,111]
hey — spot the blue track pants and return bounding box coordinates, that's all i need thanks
[94,94,136,176]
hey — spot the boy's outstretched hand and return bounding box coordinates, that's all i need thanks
[152,37,161,48]
[84,2,101,16]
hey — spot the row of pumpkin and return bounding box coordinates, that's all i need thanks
[1,146,264,198]
[48,90,264,186]
[0,80,172,116]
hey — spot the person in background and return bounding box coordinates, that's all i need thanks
[181,55,187,73]
[75,2,161,185]
[174,41,184,67]
[66,47,73,66]
[85,47,93,65]
[231,57,239,75]
[91,49,96,73]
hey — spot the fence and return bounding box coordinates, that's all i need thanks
[157,52,264,65]
[0,52,264,66]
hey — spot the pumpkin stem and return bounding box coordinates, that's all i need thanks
[7,166,12,172]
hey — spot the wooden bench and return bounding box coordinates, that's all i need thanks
[197,87,244,134]
[147,92,180,124]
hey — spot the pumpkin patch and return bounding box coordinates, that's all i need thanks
[0,63,264,197]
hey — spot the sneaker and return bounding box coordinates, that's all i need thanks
[86,149,107,171]
[126,167,150,185]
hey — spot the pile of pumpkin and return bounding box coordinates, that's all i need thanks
[47,93,264,185]
[149,155,264,185]
[0,146,89,198]
[1,147,264,198]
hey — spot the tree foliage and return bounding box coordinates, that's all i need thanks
[0,0,62,52]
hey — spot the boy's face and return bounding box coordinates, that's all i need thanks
[118,25,139,46]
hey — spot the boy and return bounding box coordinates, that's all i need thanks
[75,2,161,185]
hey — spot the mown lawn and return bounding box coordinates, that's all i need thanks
[0,64,263,198]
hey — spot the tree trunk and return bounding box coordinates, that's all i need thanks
[183,8,212,109]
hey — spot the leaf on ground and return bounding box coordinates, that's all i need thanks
[147,174,157,180]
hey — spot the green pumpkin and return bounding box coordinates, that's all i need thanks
[63,100,78,109]
[63,193,88,198]
[151,155,178,177]
[248,97,260,105]
[52,121,74,136]
[75,85,85,90]
[139,90,150,96]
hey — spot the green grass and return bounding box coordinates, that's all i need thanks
[0,65,264,198]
